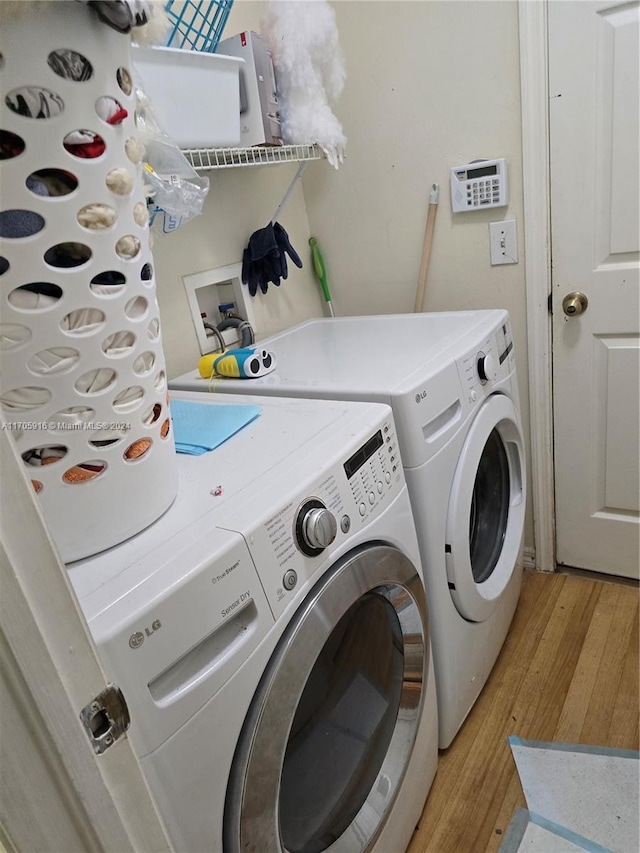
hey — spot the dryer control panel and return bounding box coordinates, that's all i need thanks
[343,420,400,523]
[457,318,515,401]
[220,412,404,620]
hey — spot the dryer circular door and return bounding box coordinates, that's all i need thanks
[224,543,430,853]
[445,393,526,623]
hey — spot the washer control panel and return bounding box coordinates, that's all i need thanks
[457,319,514,399]
[238,414,404,619]
[344,420,399,522]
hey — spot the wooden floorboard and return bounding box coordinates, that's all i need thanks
[610,607,640,749]
[407,569,639,853]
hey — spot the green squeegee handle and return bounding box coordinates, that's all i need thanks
[309,237,331,304]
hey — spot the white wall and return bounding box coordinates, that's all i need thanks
[152,164,325,378]
[304,0,533,550]
[155,0,534,549]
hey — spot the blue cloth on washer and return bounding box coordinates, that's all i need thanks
[170,399,261,455]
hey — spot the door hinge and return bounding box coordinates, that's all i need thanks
[80,684,130,755]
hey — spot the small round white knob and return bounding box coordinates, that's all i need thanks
[477,353,497,382]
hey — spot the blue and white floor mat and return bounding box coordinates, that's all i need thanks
[499,809,612,852]
[500,738,639,853]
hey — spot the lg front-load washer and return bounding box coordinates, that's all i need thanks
[170,309,527,748]
[67,392,438,852]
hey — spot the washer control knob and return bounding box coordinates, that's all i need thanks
[477,352,497,383]
[295,500,338,556]
[283,569,297,591]
[303,507,337,549]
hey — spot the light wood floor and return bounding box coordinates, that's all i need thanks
[407,569,640,853]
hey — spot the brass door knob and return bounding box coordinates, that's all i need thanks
[562,291,589,316]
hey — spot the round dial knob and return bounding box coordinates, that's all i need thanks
[477,353,497,383]
[302,507,337,551]
[294,499,337,556]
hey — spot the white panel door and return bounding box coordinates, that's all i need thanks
[548,0,640,578]
[549,0,639,579]
[0,428,172,852]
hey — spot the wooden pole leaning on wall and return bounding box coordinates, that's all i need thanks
[414,183,440,313]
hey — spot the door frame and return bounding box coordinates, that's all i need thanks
[519,0,555,573]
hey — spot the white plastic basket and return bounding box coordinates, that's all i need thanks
[0,3,178,562]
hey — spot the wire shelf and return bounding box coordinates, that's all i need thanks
[182,144,325,171]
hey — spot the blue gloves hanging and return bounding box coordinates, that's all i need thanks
[242,222,303,297]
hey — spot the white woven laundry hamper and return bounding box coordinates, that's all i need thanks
[0,2,178,562]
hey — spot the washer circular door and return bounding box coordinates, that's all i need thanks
[445,393,526,623]
[224,543,430,853]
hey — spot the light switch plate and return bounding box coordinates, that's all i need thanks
[489,219,518,265]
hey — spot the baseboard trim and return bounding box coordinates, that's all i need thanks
[557,565,639,588]
[522,546,538,571]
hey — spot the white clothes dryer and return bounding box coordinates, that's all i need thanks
[170,310,527,748]
[67,393,438,852]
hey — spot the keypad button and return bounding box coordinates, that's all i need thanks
[283,569,297,591]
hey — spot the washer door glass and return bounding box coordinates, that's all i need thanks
[469,427,510,584]
[445,394,526,623]
[280,592,403,853]
[224,544,429,853]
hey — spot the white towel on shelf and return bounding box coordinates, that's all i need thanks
[262,0,347,169]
